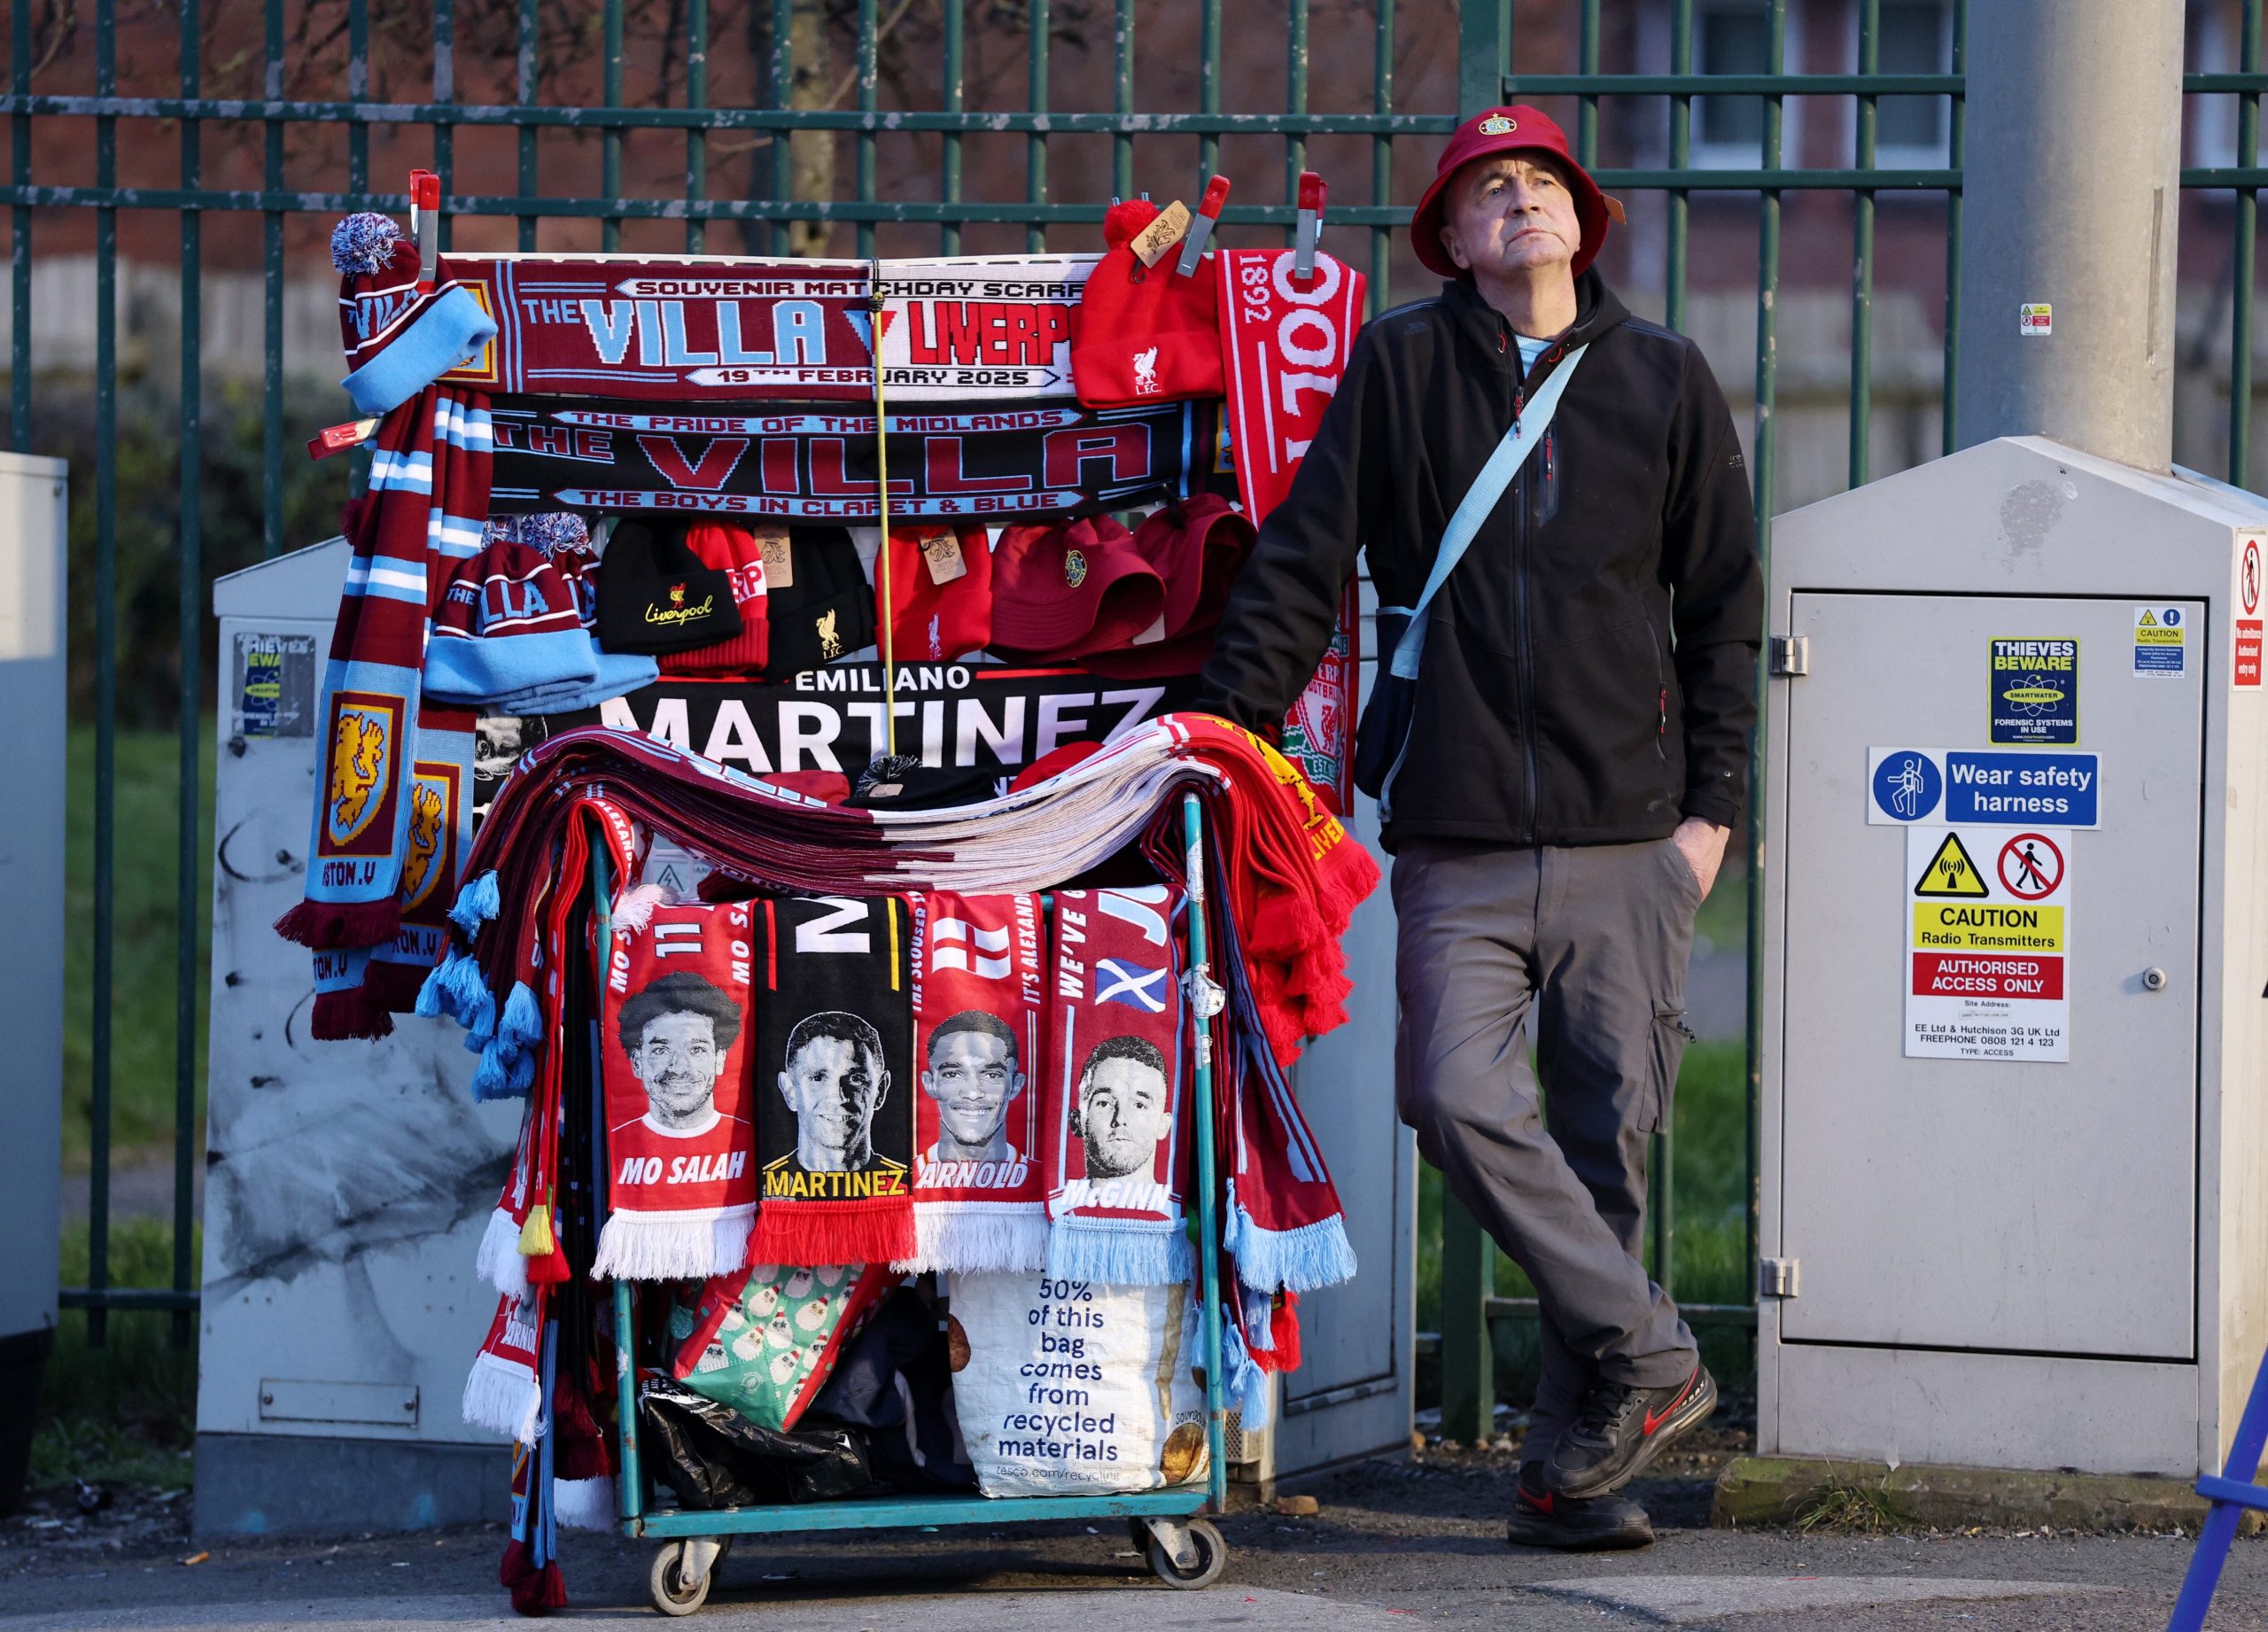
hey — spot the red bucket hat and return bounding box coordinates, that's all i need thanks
[1410,105,1619,281]
[989,515,1166,661]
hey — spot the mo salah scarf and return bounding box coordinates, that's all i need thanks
[748,895,917,1268]
[1042,886,1192,1286]
[274,385,493,1040]
[591,898,760,1280]
[904,890,1048,1274]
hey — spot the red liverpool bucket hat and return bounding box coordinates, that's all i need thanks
[1410,105,1620,281]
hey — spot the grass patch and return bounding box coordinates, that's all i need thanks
[63,724,214,1171]
[33,1218,199,1490]
[1791,1467,1908,1535]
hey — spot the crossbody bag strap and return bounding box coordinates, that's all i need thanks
[1386,342,1588,680]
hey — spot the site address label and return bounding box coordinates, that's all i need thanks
[1866,747,2101,828]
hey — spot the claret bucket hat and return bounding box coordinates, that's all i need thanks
[1410,105,1623,280]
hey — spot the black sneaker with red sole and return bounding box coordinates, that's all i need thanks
[1538,1363,1718,1500]
[1504,1471,1655,1551]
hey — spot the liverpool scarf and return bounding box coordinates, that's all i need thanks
[1043,885,1191,1286]
[592,898,759,1280]
[905,890,1047,1274]
[487,397,1220,522]
[1280,580,1361,819]
[749,894,917,1267]
[462,1282,547,1442]
[1219,975,1357,1294]
[341,250,1093,405]
[1216,247,1365,525]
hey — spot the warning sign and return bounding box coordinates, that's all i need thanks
[1988,637,2078,744]
[1905,824,2071,1063]
[2132,606,2186,679]
[1913,830,1988,897]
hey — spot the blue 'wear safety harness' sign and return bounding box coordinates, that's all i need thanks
[1867,748,2101,828]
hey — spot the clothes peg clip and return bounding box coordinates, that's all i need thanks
[410,169,441,293]
[307,417,378,461]
[1176,175,1232,276]
[1294,171,1326,283]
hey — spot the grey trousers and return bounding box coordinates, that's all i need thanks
[1391,835,1703,1466]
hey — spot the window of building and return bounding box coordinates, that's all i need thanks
[1873,0,1953,162]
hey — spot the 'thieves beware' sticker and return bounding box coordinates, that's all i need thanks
[1988,637,2078,744]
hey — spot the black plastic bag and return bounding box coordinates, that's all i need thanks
[640,1378,878,1509]
[804,1288,977,1494]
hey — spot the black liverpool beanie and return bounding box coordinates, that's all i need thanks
[596,520,745,655]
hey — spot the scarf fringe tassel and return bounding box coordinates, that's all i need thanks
[899,1208,1049,1276]
[273,896,402,952]
[592,1208,753,1282]
[449,869,502,937]
[1044,1217,1192,1286]
[461,1352,541,1444]
[1226,1188,1357,1294]
[477,1207,531,1300]
[749,1200,914,1271]
[550,1476,614,1532]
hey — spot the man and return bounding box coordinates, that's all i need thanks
[1072,1034,1173,1183]
[778,1010,891,1171]
[920,1010,1028,1169]
[616,969,744,1139]
[1195,106,1762,1552]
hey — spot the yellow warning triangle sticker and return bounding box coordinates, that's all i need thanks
[2140,610,2158,626]
[1915,831,1989,898]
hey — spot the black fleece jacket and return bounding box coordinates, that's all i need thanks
[1193,270,1764,851]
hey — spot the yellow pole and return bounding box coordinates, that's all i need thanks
[869,260,897,758]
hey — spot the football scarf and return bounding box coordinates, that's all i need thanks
[1218,973,1357,1295]
[592,898,760,1280]
[1216,247,1365,525]
[362,703,478,1016]
[487,396,1220,522]
[905,890,1048,1274]
[749,894,917,1267]
[1042,885,1192,1286]
[1279,580,1361,819]
[341,251,1093,405]
[462,1282,547,1442]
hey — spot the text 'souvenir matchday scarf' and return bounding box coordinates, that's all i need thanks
[750,895,917,1267]
[275,385,493,1039]
[1043,886,1191,1286]
[905,891,1048,1273]
[592,899,759,1280]
[487,398,1219,522]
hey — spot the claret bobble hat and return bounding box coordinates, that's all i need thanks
[1410,105,1623,281]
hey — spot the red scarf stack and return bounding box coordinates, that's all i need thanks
[592,899,760,1280]
[905,891,1049,1273]
[748,895,918,1267]
[1042,886,1192,1286]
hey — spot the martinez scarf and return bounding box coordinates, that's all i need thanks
[1043,886,1192,1286]
[1216,247,1365,526]
[274,385,493,1039]
[591,899,760,1280]
[905,890,1048,1274]
[749,894,918,1267]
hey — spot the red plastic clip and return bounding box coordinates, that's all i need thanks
[410,169,442,293]
[1176,175,1233,276]
[1294,171,1327,283]
[307,418,379,461]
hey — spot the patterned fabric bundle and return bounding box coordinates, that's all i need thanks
[669,1263,897,1430]
[273,385,493,1040]
[1042,886,1192,1285]
[592,899,760,1279]
[749,895,918,1268]
[905,891,1048,1273]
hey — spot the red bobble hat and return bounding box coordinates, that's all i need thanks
[1410,105,1622,281]
[1069,198,1226,408]
[878,522,992,663]
[656,522,772,676]
[988,515,1166,662]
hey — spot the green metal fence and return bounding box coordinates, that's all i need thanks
[10,2,2264,1439]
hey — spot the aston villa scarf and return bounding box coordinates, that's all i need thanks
[343,252,1094,405]
[488,397,1219,522]
[1216,248,1365,525]
[592,899,759,1280]
[1042,885,1191,1286]
[1220,987,1356,1295]
[905,890,1047,1273]
[363,703,477,1015]
[749,894,917,1267]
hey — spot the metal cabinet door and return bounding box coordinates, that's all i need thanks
[1778,592,2202,1357]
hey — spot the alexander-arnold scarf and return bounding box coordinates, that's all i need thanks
[591,898,760,1280]
[1042,886,1191,1286]
[905,890,1048,1273]
[749,894,918,1267]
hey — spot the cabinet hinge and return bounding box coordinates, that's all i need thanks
[1758,1257,1801,1299]
[1769,634,1810,676]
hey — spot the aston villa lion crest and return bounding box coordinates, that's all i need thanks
[1064,548,1088,588]
[323,693,403,849]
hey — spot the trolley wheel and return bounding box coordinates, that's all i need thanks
[1146,1519,1226,1589]
[649,1541,714,1617]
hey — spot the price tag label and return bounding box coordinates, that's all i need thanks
[917,525,968,586]
[755,526,793,590]
[1129,200,1192,268]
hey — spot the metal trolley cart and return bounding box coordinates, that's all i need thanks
[591,792,1232,1615]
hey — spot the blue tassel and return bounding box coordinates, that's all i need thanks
[330,212,403,275]
[449,870,501,937]
[1044,1220,1192,1286]
[470,1042,510,1102]
[1221,1323,1273,1433]
[414,953,457,1021]
[462,983,498,1049]
[498,982,542,1049]
[1224,1184,1358,1294]
[506,1047,537,1096]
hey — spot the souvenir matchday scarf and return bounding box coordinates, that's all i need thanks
[1216,247,1365,525]
[592,899,759,1279]
[749,895,917,1267]
[905,891,1048,1273]
[462,1282,547,1442]
[1043,886,1191,1286]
